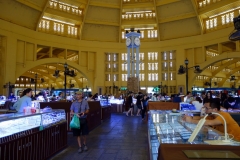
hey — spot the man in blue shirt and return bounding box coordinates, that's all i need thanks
[8,92,15,100]
[70,91,90,153]
[223,96,240,110]
[13,88,32,112]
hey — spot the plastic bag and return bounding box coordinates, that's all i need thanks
[70,114,80,129]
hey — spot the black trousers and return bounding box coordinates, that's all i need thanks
[141,106,146,119]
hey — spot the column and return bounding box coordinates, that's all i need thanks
[127,48,130,78]
[136,47,140,77]
[131,36,134,77]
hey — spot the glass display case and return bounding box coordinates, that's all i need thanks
[100,99,124,106]
[100,99,110,106]
[180,102,196,111]
[148,110,240,160]
[0,109,66,139]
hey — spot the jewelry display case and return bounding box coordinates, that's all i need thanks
[0,110,67,160]
[0,109,66,139]
[148,110,240,160]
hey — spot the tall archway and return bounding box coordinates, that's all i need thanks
[189,51,240,88]
[15,58,94,89]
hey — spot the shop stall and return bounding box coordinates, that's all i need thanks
[0,109,67,160]
[40,101,110,132]
[100,98,125,113]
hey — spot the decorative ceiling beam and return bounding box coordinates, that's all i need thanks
[218,66,240,86]
[123,2,153,9]
[198,0,239,15]
[84,20,119,26]
[35,0,49,31]
[155,0,180,6]
[16,0,42,12]
[211,59,240,77]
[190,0,203,35]
[70,0,88,5]
[80,0,90,40]
[89,1,120,9]
[44,8,83,24]
[158,12,196,24]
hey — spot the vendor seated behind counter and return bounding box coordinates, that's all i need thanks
[183,99,240,141]
[13,88,32,112]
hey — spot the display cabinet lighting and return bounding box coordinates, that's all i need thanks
[124,27,154,30]
[126,11,152,14]
[43,16,75,26]
[51,0,78,8]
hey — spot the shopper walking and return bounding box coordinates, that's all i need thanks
[141,94,149,120]
[126,92,134,116]
[136,92,143,116]
[70,91,90,153]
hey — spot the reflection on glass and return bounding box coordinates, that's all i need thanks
[0,110,66,138]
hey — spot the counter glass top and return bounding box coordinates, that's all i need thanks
[148,110,240,160]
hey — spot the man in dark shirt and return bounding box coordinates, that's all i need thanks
[136,92,143,116]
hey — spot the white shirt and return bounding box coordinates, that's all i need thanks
[185,97,193,103]
[192,101,203,110]
[151,96,157,101]
[37,96,45,102]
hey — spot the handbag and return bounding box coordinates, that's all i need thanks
[70,114,80,129]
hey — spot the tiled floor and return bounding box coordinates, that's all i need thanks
[50,113,149,160]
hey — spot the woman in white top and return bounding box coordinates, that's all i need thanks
[191,97,203,110]
[185,91,193,103]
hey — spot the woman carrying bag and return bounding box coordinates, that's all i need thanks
[70,91,89,153]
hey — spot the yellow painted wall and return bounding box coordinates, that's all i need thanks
[0,18,238,95]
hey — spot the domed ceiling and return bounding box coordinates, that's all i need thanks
[1,0,238,42]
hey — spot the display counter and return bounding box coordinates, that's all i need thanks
[148,110,240,160]
[158,143,240,160]
[101,99,124,113]
[101,105,111,121]
[87,101,102,131]
[40,101,103,132]
[0,110,67,160]
[148,101,179,110]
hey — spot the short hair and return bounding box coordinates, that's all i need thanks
[187,91,191,95]
[210,99,221,111]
